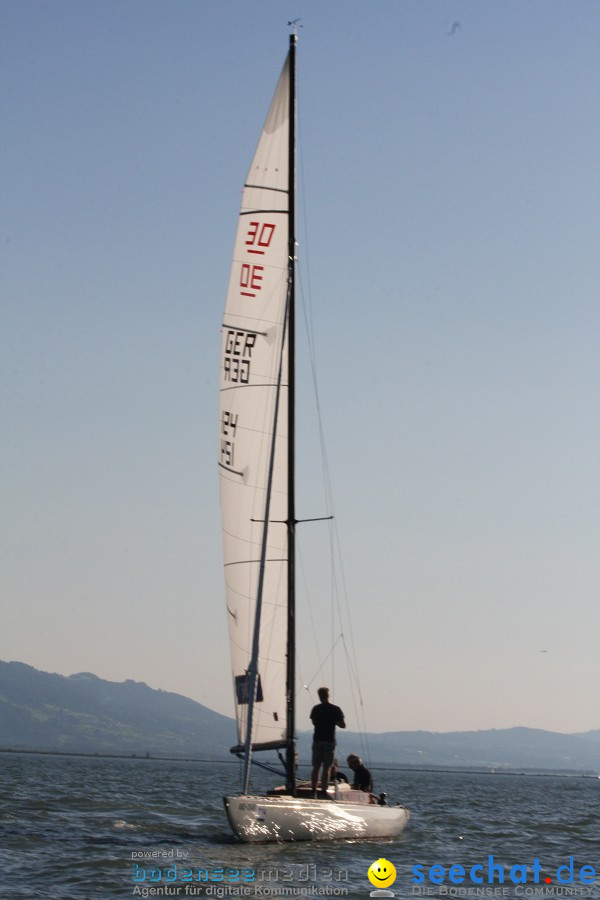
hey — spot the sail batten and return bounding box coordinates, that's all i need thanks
[219,54,291,755]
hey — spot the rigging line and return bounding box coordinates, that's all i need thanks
[331,523,367,707]
[296,267,339,684]
[293,562,312,712]
[298,93,336,524]
[304,325,372,753]
[304,633,343,689]
[298,100,341,693]
[300,681,315,704]
[297,73,370,745]
[295,537,325,695]
[296,343,370,750]
[340,632,372,764]
[342,668,370,768]
[329,518,336,692]
[338,624,364,707]
[241,276,291,796]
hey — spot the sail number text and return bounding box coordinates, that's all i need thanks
[220,410,238,469]
[223,329,257,384]
[239,221,276,298]
[221,329,258,469]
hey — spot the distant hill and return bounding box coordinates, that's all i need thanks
[0,660,235,758]
[324,728,600,773]
[1,661,598,773]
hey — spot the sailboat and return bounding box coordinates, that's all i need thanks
[218,34,409,842]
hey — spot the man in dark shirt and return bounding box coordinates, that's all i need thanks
[347,753,373,792]
[310,687,345,797]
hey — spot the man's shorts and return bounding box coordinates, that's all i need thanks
[312,740,335,769]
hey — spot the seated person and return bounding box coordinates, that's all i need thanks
[347,753,372,792]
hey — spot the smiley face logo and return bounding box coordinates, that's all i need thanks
[367,858,397,889]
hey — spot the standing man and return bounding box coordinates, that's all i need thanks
[310,687,345,798]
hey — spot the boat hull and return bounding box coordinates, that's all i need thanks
[223,794,409,843]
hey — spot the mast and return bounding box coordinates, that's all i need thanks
[285,31,297,795]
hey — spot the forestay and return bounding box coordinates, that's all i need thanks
[218,55,291,752]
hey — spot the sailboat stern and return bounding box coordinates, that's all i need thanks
[223,794,409,843]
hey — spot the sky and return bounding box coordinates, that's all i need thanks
[1,0,599,738]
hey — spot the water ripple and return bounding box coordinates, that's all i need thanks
[1,756,598,899]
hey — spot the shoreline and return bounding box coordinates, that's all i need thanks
[1,747,596,777]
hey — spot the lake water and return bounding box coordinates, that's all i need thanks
[0,753,598,899]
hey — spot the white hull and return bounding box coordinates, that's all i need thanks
[224,793,409,843]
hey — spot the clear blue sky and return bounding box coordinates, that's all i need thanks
[2,0,599,735]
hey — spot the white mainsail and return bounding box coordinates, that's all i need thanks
[219,55,291,752]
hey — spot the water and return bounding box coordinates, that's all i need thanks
[0,753,598,899]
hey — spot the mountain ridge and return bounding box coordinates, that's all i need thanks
[1,660,598,772]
